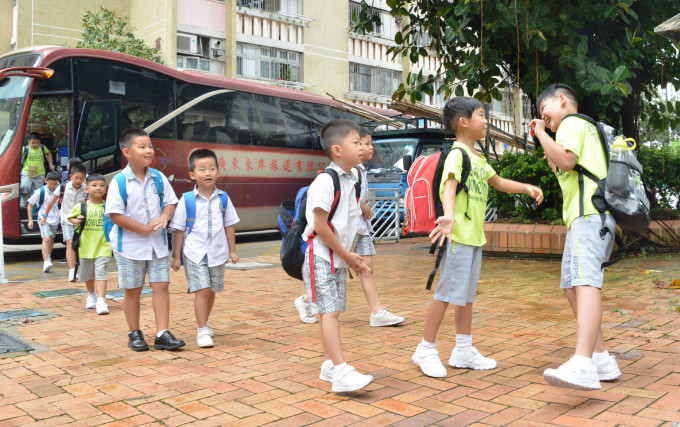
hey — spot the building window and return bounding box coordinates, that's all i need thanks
[349,63,401,97]
[349,1,398,40]
[236,43,302,82]
[240,0,303,17]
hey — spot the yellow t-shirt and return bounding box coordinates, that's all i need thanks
[68,202,112,259]
[555,116,608,229]
[439,142,496,247]
[21,145,50,176]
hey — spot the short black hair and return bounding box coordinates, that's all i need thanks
[28,131,41,141]
[45,170,61,181]
[119,128,149,150]
[442,97,484,133]
[320,119,362,158]
[86,173,106,184]
[69,163,87,177]
[358,127,372,139]
[67,157,82,170]
[536,83,579,111]
[188,148,218,172]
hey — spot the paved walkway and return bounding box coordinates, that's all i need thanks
[0,237,679,426]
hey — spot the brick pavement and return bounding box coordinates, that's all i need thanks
[0,237,678,426]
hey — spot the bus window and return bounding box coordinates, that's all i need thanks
[178,88,252,145]
[33,59,72,93]
[74,100,121,174]
[25,97,70,170]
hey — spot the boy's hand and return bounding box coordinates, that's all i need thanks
[171,257,181,272]
[39,217,47,226]
[72,215,84,225]
[429,216,454,247]
[528,119,546,136]
[150,217,169,232]
[360,203,372,219]
[348,252,371,276]
[229,252,240,263]
[27,219,34,230]
[526,185,544,205]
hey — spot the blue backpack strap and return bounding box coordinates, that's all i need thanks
[218,191,229,220]
[183,191,196,235]
[149,168,167,244]
[113,172,127,252]
[38,186,45,210]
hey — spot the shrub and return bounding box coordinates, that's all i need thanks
[637,145,680,211]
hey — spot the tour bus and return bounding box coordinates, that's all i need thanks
[0,47,394,241]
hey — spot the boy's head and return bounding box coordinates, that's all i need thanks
[85,173,107,200]
[27,132,41,148]
[358,127,374,162]
[69,163,87,189]
[119,128,153,167]
[67,157,82,171]
[442,97,484,134]
[45,170,60,192]
[320,119,362,165]
[188,149,220,189]
[536,83,579,132]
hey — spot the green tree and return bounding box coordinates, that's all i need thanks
[352,0,680,142]
[77,6,161,63]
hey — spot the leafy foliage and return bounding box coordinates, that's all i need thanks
[488,148,563,223]
[638,145,680,211]
[77,6,161,63]
[352,0,680,142]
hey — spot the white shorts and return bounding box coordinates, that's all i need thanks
[61,221,75,242]
[560,214,616,289]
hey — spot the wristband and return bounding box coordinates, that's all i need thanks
[41,214,48,218]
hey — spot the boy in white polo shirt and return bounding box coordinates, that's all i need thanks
[105,128,183,352]
[171,148,240,348]
[27,170,61,273]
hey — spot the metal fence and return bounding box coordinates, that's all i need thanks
[368,188,401,242]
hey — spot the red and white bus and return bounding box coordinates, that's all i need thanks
[0,47,392,240]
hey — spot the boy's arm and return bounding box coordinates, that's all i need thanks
[41,194,59,225]
[488,175,544,204]
[45,147,54,171]
[27,204,34,229]
[225,225,239,263]
[313,208,369,275]
[430,178,457,247]
[110,213,156,234]
[171,230,183,271]
[528,119,578,171]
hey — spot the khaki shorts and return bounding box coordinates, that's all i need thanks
[79,257,110,282]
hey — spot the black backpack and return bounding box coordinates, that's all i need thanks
[71,201,88,277]
[21,144,51,174]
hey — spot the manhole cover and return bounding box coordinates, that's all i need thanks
[224,261,278,271]
[33,288,87,298]
[0,309,47,320]
[0,333,34,353]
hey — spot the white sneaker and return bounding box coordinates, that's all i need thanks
[449,346,497,370]
[95,300,109,315]
[331,363,373,392]
[197,331,214,348]
[544,357,601,390]
[370,308,405,327]
[294,295,317,324]
[594,354,621,381]
[43,261,54,273]
[205,321,215,338]
[319,359,334,382]
[85,294,97,309]
[68,269,77,282]
[412,343,447,378]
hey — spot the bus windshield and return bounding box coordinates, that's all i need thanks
[0,76,31,159]
[366,140,414,173]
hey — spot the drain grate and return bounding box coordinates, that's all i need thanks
[0,309,47,320]
[0,333,34,353]
[33,288,87,298]
[224,261,278,271]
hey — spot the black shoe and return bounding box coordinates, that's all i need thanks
[128,330,149,352]
[154,330,185,351]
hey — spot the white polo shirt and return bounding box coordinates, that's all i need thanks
[28,185,60,226]
[60,181,86,223]
[302,162,360,268]
[353,163,373,236]
[170,187,239,267]
[105,166,178,260]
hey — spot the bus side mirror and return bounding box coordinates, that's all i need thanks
[402,155,412,171]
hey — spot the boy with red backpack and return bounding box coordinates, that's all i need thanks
[413,97,543,378]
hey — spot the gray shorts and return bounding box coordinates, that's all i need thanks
[20,172,44,198]
[561,214,616,289]
[114,252,170,289]
[433,242,482,306]
[79,257,110,282]
[302,252,347,315]
[354,234,376,256]
[39,223,59,239]
[61,221,75,242]
[184,255,225,293]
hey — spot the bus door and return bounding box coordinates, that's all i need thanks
[74,100,121,175]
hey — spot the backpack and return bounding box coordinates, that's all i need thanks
[103,168,166,252]
[29,186,46,221]
[565,114,651,266]
[404,144,472,290]
[279,168,341,300]
[71,201,88,276]
[21,144,51,174]
[177,190,230,264]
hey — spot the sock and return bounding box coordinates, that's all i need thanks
[88,292,97,299]
[334,362,347,373]
[68,268,75,276]
[197,327,210,336]
[455,334,472,349]
[206,321,211,329]
[592,350,610,364]
[156,329,168,338]
[571,355,594,369]
[97,297,106,303]
[421,338,436,348]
